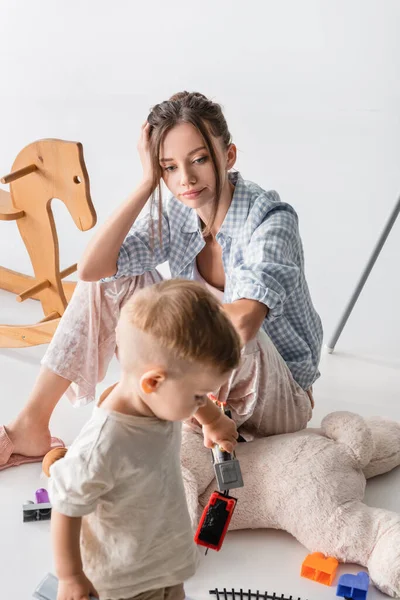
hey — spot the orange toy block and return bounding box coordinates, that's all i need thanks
[301,552,339,586]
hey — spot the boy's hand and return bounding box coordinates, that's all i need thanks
[57,573,99,600]
[202,411,238,453]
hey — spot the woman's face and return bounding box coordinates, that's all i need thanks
[159,122,229,209]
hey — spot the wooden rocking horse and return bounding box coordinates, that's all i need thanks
[0,139,97,348]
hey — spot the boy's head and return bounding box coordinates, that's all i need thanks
[116,279,241,421]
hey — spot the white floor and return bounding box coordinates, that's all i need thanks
[1,290,400,600]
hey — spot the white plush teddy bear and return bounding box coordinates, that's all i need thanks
[181,412,400,597]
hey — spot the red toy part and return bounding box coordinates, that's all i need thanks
[208,393,227,409]
[194,491,237,551]
[301,552,339,586]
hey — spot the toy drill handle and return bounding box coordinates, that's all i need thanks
[212,444,233,463]
[209,406,244,492]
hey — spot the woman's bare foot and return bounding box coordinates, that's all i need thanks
[5,417,52,457]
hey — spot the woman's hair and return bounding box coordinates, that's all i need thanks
[121,279,241,374]
[147,91,232,240]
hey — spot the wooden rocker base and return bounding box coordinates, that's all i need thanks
[0,268,75,348]
[0,267,76,303]
[0,317,61,348]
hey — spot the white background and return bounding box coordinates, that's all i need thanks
[1,0,400,360]
[1,3,400,599]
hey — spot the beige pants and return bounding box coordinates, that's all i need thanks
[42,273,312,439]
[109,583,185,600]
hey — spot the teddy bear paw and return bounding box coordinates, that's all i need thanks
[368,527,400,598]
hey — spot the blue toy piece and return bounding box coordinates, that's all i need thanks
[336,571,370,600]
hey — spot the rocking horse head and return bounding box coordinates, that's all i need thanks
[0,139,97,321]
[4,138,97,231]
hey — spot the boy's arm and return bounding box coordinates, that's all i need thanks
[52,510,98,600]
[195,397,225,427]
[194,397,238,453]
[52,510,83,578]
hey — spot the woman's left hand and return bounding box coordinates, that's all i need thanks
[223,299,268,345]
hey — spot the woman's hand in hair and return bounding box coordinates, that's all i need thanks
[138,121,155,186]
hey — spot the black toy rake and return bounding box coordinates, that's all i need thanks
[209,589,308,600]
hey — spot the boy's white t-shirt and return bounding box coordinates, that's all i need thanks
[49,405,199,599]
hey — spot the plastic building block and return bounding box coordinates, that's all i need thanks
[336,571,370,600]
[301,552,339,586]
[209,405,244,493]
[212,444,244,492]
[195,491,237,551]
[33,573,97,600]
[35,488,50,503]
[23,488,52,522]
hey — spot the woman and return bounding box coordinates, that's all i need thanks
[0,91,322,470]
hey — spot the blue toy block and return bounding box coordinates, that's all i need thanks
[336,571,370,600]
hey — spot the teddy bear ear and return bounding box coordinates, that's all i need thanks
[42,447,68,477]
[321,411,374,468]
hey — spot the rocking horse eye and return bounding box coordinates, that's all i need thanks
[73,175,81,184]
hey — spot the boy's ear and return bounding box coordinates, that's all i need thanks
[140,370,166,395]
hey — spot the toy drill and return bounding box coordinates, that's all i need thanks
[194,395,244,552]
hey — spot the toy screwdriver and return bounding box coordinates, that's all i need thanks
[194,394,244,552]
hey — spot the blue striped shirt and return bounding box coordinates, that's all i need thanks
[112,172,323,389]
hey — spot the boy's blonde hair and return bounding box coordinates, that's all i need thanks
[121,279,241,373]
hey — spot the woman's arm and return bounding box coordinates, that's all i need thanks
[228,204,301,342]
[78,179,153,281]
[223,299,268,345]
[52,510,98,600]
[78,122,155,281]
